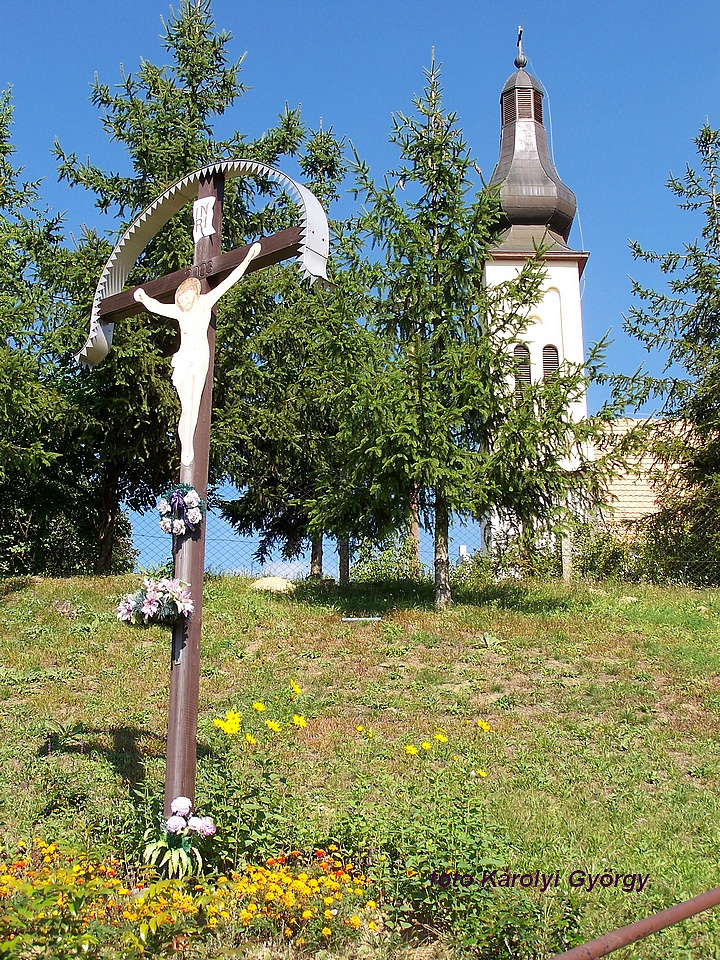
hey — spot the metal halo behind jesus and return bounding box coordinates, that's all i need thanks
[76,159,329,366]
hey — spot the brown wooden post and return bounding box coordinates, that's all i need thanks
[338,536,350,585]
[310,534,324,578]
[164,171,224,814]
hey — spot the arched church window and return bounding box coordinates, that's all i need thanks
[543,344,560,378]
[514,345,531,396]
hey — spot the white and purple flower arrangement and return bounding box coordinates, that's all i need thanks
[158,484,206,538]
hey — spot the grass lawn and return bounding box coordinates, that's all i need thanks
[2,573,720,958]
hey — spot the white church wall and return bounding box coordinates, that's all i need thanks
[484,256,588,422]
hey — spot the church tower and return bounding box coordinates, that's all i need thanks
[485,31,588,421]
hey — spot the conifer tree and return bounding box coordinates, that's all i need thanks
[320,60,609,607]
[0,89,121,574]
[616,124,720,582]
[214,128,382,573]
[52,0,326,572]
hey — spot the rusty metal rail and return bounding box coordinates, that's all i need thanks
[551,884,720,959]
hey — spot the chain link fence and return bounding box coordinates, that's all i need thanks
[571,506,720,587]
[126,488,720,587]
[127,501,489,582]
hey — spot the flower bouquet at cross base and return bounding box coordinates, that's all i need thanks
[116,577,194,626]
[143,796,217,879]
[158,483,206,537]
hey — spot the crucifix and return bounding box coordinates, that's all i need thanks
[77,161,328,814]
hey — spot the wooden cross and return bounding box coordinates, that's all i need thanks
[94,168,325,814]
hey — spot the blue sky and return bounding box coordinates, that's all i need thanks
[3,0,719,414]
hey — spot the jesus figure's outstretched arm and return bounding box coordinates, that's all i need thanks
[204,242,262,308]
[133,288,179,319]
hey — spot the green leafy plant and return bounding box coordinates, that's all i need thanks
[351,533,429,582]
[143,796,217,879]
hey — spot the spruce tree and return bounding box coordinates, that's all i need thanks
[321,60,609,607]
[616,124,720,582]
[52,0,325,572]
[0,89,123,574]
[214,127,384,573]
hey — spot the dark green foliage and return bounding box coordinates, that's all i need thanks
[573,508,720,586]
[0,89,139,575]
[0,88,66,483]
[350,533,430,583]
[615,124,720,581]
[213,131,389,563]
[44,1,350,573]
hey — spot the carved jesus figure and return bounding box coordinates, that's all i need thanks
[134,242,262,466]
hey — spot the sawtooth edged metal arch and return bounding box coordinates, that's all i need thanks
[76,159,329,366]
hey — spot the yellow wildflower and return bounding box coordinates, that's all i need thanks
[322,927,332,936]
[348,915,361,929]
[368,920,378,931]
[405,745,418,755]
[290,679,302,695]
[356,724,364,731]
[477,719,491,732]
[266,719,282,733]
[214,709,242,734]
[434,731,448,742]
[245,733,257,745]
[292,714,306,728]
[478,769,488,777]
[421,741,432,750]
[251,701,266,712]
[366,899,377,909]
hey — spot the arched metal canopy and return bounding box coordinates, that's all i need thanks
[76,159,329,366]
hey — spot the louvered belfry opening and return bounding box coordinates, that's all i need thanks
[501,86,543,125]
[533,90,543,124]
[502,90,517,124]
[514,345,532,396]
[543,344,560,378]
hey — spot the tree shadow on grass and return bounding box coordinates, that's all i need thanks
[293,578,437,615]
[453,580,583,615]
[293,577,583,617]
[37,724,219,792]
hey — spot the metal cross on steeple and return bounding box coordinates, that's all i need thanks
[515,25,528,69]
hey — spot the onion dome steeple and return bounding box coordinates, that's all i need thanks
[489,29,578,252]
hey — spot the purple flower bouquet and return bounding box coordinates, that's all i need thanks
[158,484,206,538]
